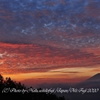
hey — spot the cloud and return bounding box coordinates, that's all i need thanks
[0,0,100,75]
[0,0,100,50]
[0,42,100,74]
[49,70,80,74]
[85,1,100,18]
[90,68,100,72]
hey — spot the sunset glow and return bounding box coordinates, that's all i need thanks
[0,0,100,86]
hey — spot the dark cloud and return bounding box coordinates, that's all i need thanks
[0,0,100,49]
[50,71,80,74]
[85,0,100,18]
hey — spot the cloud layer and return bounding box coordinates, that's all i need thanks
[0,42,100,74]
[0,0,100,49]
[0,0,100,74]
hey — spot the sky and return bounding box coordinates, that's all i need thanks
[0,0,100,85]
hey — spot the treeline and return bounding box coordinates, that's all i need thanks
[0,74,65,100]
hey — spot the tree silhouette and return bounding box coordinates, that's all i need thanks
[0,74,65,100]
[0,74,4,90]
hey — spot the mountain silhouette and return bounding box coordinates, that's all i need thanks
[75,73,100,88]
[61,73,100,100]
[87,73,100,81]
[1,73,100,100]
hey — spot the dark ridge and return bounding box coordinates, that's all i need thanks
[87,73,100,81]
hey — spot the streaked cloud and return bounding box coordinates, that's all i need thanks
[0,42,100,74]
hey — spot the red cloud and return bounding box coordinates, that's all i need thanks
[0,42,100,74]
